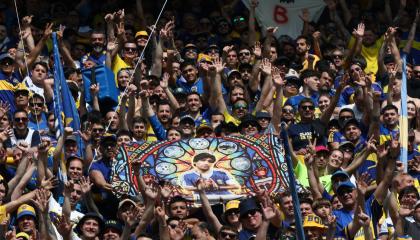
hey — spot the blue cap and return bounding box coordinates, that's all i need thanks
[331,170,349,181]
[239,197,260,218]
[336,181,355,194]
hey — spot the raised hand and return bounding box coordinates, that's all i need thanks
[266,26,278,36]
[115,9,125,22]
[22,15,33,28]
[64,127,74,137]
[63,180,74,197]
[209,57,225,74]
[357,207,370,227]
[43,22,54,39]
[104,12,115,23]
[78,127,92,143]
[160,72,170,89]
[272,67,284,87]
[124,205,141,227]
[253,41,262,58]
[32,188,50,213]
[352,23,365,39]
[90,83,100,96]
[0,101,10,114]
[159,181,173,199]
[356,173,370,196]
[299,8,310,23]
[5,226,16,240]
[107,40,118,52]
[144,183,160,201]
[54,214,73,237]
[154,205,166,224]
[222,45,234,54]
[169,220,187,240]
[40,176,59,190]
[259,58,272,76]
[366,136,377,153]
[79,176,93,195]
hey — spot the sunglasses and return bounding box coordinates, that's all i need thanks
[333,55,343,59]
[220,231,238,239]
[244,209,259,217]
[338,188,353,196]
[283,109,294,113]
[300,105,315,110]
[124,47,137,52]
[226,210,240,216]
[233,17,245,23]
[30,102,44,107]
[92,128,105,133]
[233,104,247,110]
[14,117,28,122]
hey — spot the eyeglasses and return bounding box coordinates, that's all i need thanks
[14,117,28,122]
[300,105,315,110]
[220,231,238,239]
[239,52,250,56]
[124,47,137,52]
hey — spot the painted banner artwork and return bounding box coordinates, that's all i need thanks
[111,134,289,203]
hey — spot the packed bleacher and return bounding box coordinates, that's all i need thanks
[0,0,420,239]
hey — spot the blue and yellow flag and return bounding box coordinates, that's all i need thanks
[52,33,83,157]
[400,54,408,171]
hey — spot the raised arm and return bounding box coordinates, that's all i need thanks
[254,59,273,112]
[249,41,263,93]
[271,67,284,134]
[248,0,258,47]
[305,150,323,199]
[161,72,180,110]
[320,74,348,124]
[149,31,163,78]
[347,23,365,61]
[196,178,223,232]
[208,58,227,114]
[26,23,53,69]
[337,0,352,25]
[135,0,147,30]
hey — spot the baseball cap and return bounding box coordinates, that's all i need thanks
[17,204,36,220]
[339,141,355,152]
[0,53,13,62]
[303,214,327,229]
[135,31,148,38]
[14,84,30,95]
[336,181,355,194]
[315,145,329,153]
[185,43,198,50]
[180,115,195,125]
[256,111,271,119]
[104,219,123,234]
[118,198,137,210]
[226,200,240,211]
[239,197,260,218]
[65,135,77,143]
[227,69,241,79]
[342,118,360,130]
[331,170,349,180]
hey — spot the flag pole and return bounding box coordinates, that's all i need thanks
[279,123,305,240]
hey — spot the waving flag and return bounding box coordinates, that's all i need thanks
[52,33,83,157]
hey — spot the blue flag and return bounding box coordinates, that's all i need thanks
[52,32,83,157]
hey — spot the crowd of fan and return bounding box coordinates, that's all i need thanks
[0,0,420,239]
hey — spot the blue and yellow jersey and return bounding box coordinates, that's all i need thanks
[379,124,399,145]
[0,70,23,113]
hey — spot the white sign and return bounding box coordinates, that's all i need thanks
[242,0,326,39]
